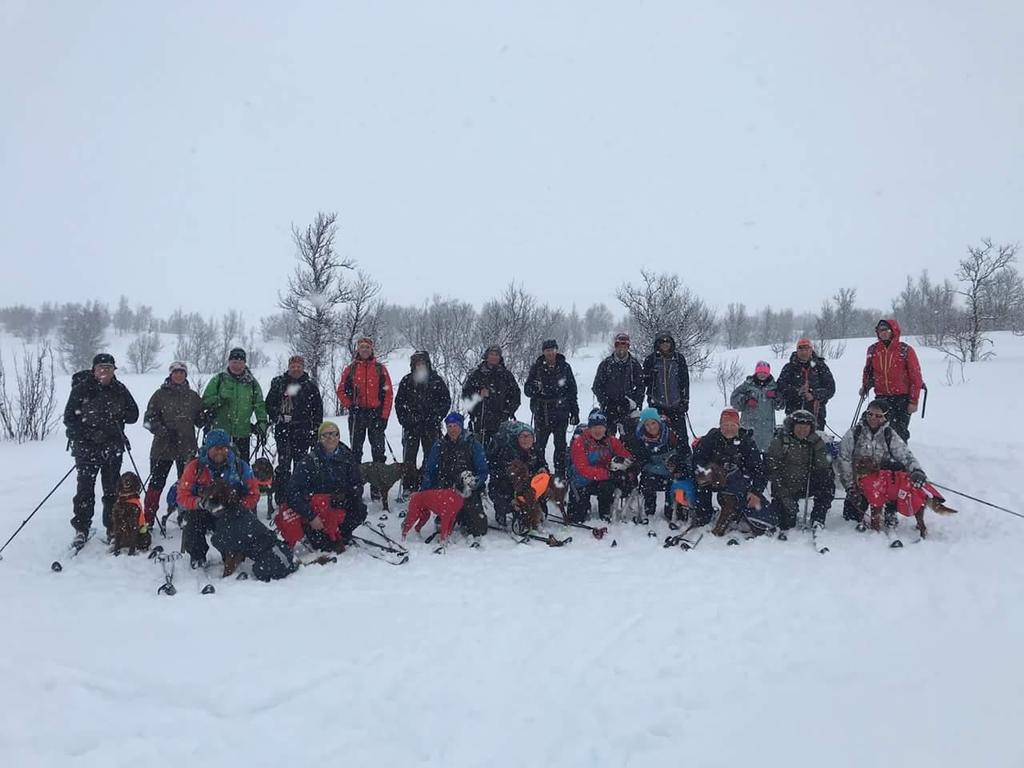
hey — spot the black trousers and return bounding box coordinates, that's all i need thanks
[402,424,439,467]
[273,428,315,501]
[182,508,217,562]
[535,415,569,476]
[640,473,673,518]
[149,457,187,491]
[71,452,123,533]
[349,410,386,464]
[874,394,912,442]
[569,477,631,523]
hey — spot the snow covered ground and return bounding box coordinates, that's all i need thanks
[1,336,1022,767]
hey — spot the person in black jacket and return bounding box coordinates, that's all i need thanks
[287,421,368,546]
[264,355,324,503]
[523,339,579,477]
[643,331,690,439]
[461,346,521,446]
[394,351,451,481]
[592,332,645,438]
[691,408,772,535]
[487,422,550,528]
[776,338,836,430]
[63,353,139,545]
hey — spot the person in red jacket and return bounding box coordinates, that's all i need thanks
[176,429,260,567]
[337,337,394,474]
[859,319,923,442]
[567,411,634,523]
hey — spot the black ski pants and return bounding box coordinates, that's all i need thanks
[349,409,386,464]
[71,451,123,534]
[534,415,569,477]
[273,427,315,501]
[181,508,217,563]
[874,394,912,442]
[149,457,187,492]
[402,424,440,468]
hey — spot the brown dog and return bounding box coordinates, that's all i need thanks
[360,461,414,512]
[508,459,546,532]
[200,480,245,577]
[111,472,151,555]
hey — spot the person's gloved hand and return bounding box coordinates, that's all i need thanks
[909,469,927,488]
[610,456,634,472]
[251,423,267,441]
[765,389,776,399]
[569,411,580,427]
[745,398,758,409]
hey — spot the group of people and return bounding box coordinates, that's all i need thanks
[61,318,930,578]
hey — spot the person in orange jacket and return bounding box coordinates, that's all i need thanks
[337,337,394,474]
[859,318,924,442]
[176,429,260,567]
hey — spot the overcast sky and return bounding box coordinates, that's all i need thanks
[1,1,1021,321]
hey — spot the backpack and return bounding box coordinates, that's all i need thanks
[487,421,526,466]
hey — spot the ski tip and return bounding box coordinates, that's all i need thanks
[727,538,740,546]
[890,540,904,549]
[818,546,830,554]
[201,584,216,595]
[610,539,618,548]
[50,560,62,572]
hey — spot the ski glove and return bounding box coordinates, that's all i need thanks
[745,399,758,409]
[569,412,580,426]
[909,469,927,488]
[609,456,634,472]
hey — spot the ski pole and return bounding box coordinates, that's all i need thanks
[920,384,928,419]
[383,433,400,464]
[684,412,699,441]
[0,465,76,560]
[929,482,1024,520]
[801,403,820,529]
[850,394,866,430]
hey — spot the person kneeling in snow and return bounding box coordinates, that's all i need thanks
[836,400,946,536]
[420,413,489,541]
[488,421,550,528]
[692,408,773,536]
[202,479,295,580]
[766,409,834,534]
[177,429,260,568]
[567,411,635,523]
[627,408,693,522]
[283,421,367,553]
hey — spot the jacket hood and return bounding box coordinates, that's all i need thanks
[481,346,505,365]
[410,351,433,371]
[654,333,676,353]
[876,318,903,343]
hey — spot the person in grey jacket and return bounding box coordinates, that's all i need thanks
[729,360,785,452]
[837,399,926,526]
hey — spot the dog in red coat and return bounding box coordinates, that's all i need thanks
[402,489,463,543]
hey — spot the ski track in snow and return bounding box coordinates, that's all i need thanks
[1,337,1023,767]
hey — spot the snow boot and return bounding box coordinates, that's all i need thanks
[222,552,245,578]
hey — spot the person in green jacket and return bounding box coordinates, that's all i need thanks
[202,347,268,463]
[766,409,834,533]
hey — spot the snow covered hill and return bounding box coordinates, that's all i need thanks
[1,336,1022,767]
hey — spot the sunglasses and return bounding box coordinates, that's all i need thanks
[320,430,340,437]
